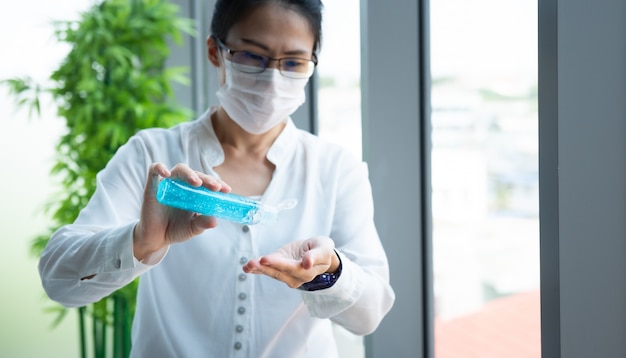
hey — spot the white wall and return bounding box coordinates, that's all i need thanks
[0,1,88,357]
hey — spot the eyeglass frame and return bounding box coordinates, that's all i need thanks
[214,37,318,79]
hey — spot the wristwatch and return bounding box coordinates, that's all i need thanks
[298,250,343,291]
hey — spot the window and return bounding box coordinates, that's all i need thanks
[430,1,540,356]
[316,0,364,356]
[317,0,362,159]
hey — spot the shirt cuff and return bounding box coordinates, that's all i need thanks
[133,245,169,267]
[300,251,366,318]
[102,221,169,278]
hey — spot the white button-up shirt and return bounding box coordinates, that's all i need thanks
[39,108,395,358]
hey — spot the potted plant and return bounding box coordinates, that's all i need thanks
[3,0,195,356]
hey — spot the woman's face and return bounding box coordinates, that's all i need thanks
[216,4,316,72]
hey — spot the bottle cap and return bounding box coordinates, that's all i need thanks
[253,198,298,224]
[255,207,279,224]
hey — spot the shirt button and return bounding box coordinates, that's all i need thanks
[242,225,250,233]
[235,325,244,333]
[237,307,246,315]
[239,257,248,264]
[114,258,121,269]
[234,342,242,350]
[238,273,247,281]
[238,292,247,300]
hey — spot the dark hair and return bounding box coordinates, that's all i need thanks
[210,0,323,55]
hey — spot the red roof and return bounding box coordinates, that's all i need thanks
[435,289,541,358]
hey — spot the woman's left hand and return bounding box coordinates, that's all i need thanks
[242,237,340,289]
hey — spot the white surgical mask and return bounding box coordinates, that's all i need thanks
[216,59,308,135]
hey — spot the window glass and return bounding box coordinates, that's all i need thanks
[316,0,364,357]
[430,0,540,357]
[317,0,362,160]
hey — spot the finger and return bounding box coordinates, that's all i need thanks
[191,214,218,232]
[259,253,299,272]
[168,164,232,193]
[196,172,232,193]
[246,256,318,287]
[149,162,171,178]
[169,163,203,186]
[259,254,322,281]
[244,260,275,276]
[253,264,303,289]
[242,258,264,273]
[244,257,290,277]
[146,163,171,197]
[300,248,331,270]
[300,237,335,270]
[301,253,315,270]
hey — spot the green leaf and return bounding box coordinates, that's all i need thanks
[0,77,46,118]
[44,305,69,329]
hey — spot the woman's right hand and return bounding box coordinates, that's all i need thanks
[132,163,231,261]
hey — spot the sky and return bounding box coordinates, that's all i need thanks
[430,0,537,79]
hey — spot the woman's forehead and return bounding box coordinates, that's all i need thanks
[225,4,315,54]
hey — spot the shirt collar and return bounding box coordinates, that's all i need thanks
[266,119,297,167]
[198,106,298,168]
[198,107,225,167]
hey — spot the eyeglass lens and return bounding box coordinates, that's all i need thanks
[230,51,314,79]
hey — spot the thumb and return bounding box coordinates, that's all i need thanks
[145,163,171,197]
[301,237,335,271]
[301,246,328,270]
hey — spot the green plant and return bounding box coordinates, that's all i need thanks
[3,0,195,356]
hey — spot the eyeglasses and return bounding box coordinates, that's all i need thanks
[216,38,317,79]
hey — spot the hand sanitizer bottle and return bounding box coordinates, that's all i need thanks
[156,178,297,225]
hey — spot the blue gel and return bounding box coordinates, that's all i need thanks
[156,178,279,225]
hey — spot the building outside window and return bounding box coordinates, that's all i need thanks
[430,1,540,356]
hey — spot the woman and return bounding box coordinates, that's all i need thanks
[38,0,395,356]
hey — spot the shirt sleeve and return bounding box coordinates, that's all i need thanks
[38,134,167,308]
[300,153,396,336]
[39,221,167,307]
